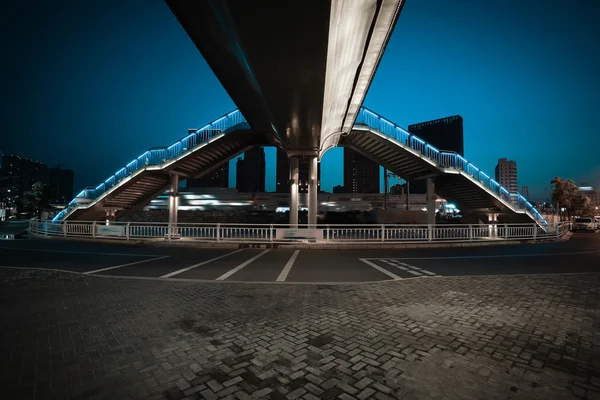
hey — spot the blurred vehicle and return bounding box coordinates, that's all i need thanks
[572,217,597,232]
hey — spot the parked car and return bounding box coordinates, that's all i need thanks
[572,217,598,232]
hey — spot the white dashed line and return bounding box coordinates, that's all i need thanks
[276,250,300,282]
[160,249,244,278]
[85,255,170,275]
[216,250,270,281]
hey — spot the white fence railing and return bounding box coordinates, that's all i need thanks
[28,220,571,244]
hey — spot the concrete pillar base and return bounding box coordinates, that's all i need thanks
[289,157,299,228]
[307,155,318,227]
[426,178,436,226]
[168,174,179,236]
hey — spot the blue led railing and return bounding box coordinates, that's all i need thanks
[355,107,548,229]
[53,110,246,222]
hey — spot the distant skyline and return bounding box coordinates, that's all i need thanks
[2,0,599,201]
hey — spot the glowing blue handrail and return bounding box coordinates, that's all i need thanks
[355,107,548,229]
[53,110,247,223]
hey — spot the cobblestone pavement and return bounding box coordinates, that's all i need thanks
[1,269,599,400]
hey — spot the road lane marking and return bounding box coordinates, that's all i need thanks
[0,246,164,257]
[84,255,170,275]
[365,250,600,260]
[359,258,403,280]
[160,249,244,278]
[276,250,300,282]
[401,263,436,276]
[216,250,270,281]
[368,258,438,277]
[395,261,437,276]
[394,265,421,275]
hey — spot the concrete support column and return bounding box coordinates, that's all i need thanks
[307,155,318,227]
[168,174,179,236]
[426,178,436,226]
[488,213,498,238]
[105,208,116,225]
[289,157,299,228]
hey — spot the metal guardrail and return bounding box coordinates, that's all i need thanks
[30,220,570,244]
[52,110,247,223]
[355,108,548,229]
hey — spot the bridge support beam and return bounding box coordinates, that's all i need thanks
[168,174,179,237]
[289,157,299,228]
[307,155,318,227]
[426,178,436,226]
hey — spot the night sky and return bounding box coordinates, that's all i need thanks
[2,0,599,201]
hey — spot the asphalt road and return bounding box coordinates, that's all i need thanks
[0,232,598,283]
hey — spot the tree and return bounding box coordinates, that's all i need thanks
[550,177,580,219]
[23,181,49,218]
[572,193,595,217]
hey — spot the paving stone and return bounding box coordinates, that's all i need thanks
[357,387,376,400]
[0,269,598,400]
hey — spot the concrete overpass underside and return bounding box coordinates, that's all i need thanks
[166,0,405,225]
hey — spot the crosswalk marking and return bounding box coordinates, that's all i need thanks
[216,249,270,281]
[363,258,438,278]
[359,258,403,280]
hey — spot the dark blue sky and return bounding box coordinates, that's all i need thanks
[2,0,599,200]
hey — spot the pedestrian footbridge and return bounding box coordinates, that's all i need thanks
[53,108,547,230]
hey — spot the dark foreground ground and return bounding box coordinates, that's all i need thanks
[1,268,599,399]
[1,233,599,399]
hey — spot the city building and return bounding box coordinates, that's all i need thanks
[407,115,464,193]
[48,167,74,204]
[495,158,518,194]
[236,147,266,193]
[187,163,229,189]
[275,149,320,193]
[578,185,600,209]
[0,154,48,200]
[390,184,404,195]
[343,148,380,193]
[332,185,345,194]
[0,154,74,206]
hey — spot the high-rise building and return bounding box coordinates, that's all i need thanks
[407,115,464,194]
[0,154,48,200]
[408,115,464,155]
[332,185,345,194]
[48,167,74,204]
[343,148,380,193]
[187,163,229,189]
[495,158,518,194]
[236,147,266,193]
[275,149,289,194]
[275,149,320,193]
